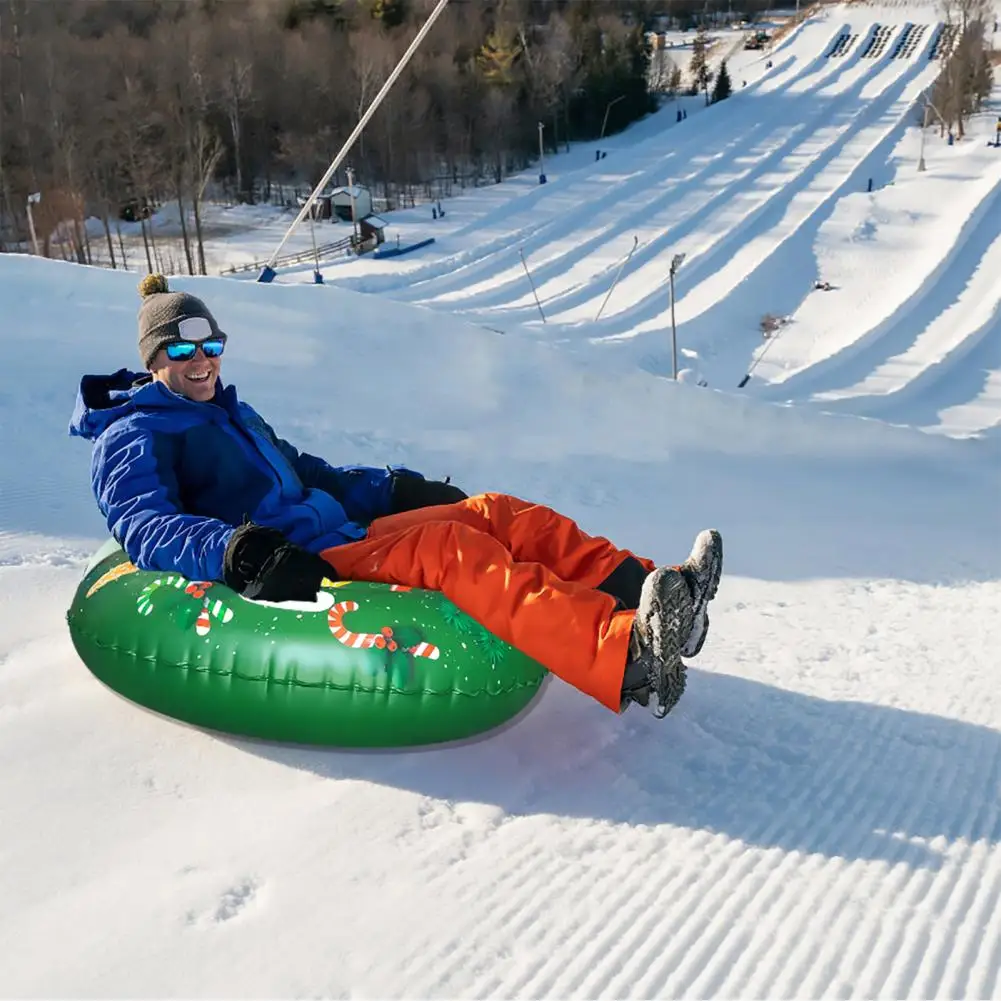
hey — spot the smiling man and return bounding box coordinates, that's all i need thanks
[69,274,723,720]
[147,323,223,400]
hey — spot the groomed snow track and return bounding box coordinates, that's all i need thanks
[341,13,1000,440]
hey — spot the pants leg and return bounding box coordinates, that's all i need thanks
[322,508,638,712]
[366,492,656,586]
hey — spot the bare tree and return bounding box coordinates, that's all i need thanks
[689,27,712,105]
[481,86,518,183]
[220,51,254,203]
[189,120,225,274]
[536,15,585,153]
[932,0,994,138]
[649,39,675,93]
[3,0,663,251]
[349,20,395,164]
[5,0,39,193]
[668,63,683,96]
[107,35,165,274]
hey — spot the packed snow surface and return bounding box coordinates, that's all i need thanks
[3,2,1001,997]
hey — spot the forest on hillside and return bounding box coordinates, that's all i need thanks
[2,0,731,265]
[3,0,995,273]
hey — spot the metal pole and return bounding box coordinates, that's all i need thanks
[308,208,322,283]
[520,248,546,323]
[346,165,359,249]
[26,193,40,256]
[259,0,450,276]
[670,268,678,379]
[595,235,638,321]
[538,122,546,184]
[600,95,626,142]
[918,100,929,171]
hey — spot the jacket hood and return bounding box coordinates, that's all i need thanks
[68,368,229,441]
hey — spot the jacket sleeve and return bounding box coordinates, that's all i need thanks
[92,423,236,582]
[259,417,423,525]
[295,457,422,525]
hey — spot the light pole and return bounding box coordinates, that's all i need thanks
[669,253,686,379]
[308,203,322,284]
[918,100,931,171]
[538,121,546,184]
[600,95,626,143]
[918,96,946,172]
[26,192,41,256]
[346,164,359,248]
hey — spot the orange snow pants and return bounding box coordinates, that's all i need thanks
[320,492,655,712]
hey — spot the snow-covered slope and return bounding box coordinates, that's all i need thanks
[110,5,1000,438]
[2,254,999,998]
[280,3,999,441]
[4,1,1001,994]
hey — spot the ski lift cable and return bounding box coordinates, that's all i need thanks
[259,0,451,279]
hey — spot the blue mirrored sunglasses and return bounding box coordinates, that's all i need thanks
[165,338,226,362]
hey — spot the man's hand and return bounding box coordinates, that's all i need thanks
[223,523,332,602]
[390,471,468,514]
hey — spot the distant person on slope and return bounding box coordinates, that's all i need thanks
[69,274,723,719]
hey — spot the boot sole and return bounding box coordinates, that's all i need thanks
[641,568,691,718]
[681,530,723,658]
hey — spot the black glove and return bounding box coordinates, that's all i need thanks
[223,523,332,602]
[389,470,468,514]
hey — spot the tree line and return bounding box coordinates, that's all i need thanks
[929,0,995,139]
[0,0,681,270]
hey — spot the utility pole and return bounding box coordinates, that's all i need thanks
[669,253,686,379]
[538,122,546,184]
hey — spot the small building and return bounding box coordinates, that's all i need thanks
[328,184,373,223]
[355,215,387,253]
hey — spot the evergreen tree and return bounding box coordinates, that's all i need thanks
[564,16,654,140]
[711,59,732,103]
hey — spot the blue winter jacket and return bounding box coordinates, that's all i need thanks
[69,369,419,582]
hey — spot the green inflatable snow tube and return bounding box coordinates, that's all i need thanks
[67,540,547,747]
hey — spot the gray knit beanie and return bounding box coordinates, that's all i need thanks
[137,274,226,368]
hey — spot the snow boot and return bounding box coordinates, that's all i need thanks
[620,566,694,718]
[676,529,723,659]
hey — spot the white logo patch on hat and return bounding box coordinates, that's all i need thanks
[177,316,214,341]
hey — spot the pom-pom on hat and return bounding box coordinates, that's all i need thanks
[137,274,226,368]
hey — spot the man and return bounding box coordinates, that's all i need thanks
[70,275,723,719]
